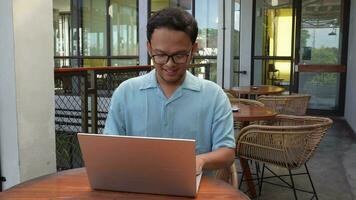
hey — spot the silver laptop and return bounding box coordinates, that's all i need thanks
[77,133,202,197]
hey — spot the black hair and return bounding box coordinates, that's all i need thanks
[147,7,198,44]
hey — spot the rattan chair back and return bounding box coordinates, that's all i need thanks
[229,98,265,107]
[237,115,332,169]
[224,91,235,99]
[257,94,311,115]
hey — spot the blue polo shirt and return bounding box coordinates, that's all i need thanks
[103,70,235,154]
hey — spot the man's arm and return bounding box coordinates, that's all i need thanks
[195,147,235,174]
[195,87,236,174]
[103,87,126,135]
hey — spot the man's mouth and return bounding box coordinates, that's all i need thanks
[164,68,178,76]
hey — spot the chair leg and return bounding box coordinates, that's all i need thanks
[288,169,298,200]
[239,168,244,190]
[255,161,260,186]
[304,164,318,200]
[240,158,257,198]
[259,163,265,196]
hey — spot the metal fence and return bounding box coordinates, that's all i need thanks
[54,64,211,171]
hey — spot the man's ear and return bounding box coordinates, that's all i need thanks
[147,41,152,56]
[192,42,198,54]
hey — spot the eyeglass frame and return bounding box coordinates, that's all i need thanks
[150,49,193,65]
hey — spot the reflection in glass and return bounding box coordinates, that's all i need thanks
[192,0,218,83]
[254,60,263,85]
[232,59,240,87]
[83,59,107,67]
[299,72,340,109]
[110,0,138,56]
[233,0,241,57]
[195,0,218,56]
[111,59,138,66]
[83,0,107,56]
[53,59,79,70]
[233,0,241,86]
[193,59,217,82]
[299,0,341,64]
[53,0,71,59]
[254,0,293,57]
[54,59,73,68]
[254,60,291,89]
[151,0,169,13]
[151,0,192,14]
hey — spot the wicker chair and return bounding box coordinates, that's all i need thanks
[236,115,333,199]
[215,162,238,188]
[224,90,236,100]
[257,94,311,115]
[229,98,265,107]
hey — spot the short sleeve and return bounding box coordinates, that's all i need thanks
[211,89,236,150]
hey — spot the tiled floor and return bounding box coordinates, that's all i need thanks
[237,117,356,200]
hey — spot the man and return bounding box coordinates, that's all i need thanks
[104,7,235,175]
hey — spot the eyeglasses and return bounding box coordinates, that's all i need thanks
[151,50,192,65]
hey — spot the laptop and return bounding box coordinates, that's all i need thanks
[77,133,202,197]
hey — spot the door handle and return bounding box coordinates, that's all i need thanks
[234,70,247,75]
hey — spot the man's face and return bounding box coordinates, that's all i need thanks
[148,28,197,87]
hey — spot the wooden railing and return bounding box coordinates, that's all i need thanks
[297,64,346,73]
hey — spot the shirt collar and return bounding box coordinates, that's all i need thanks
[139,69,201,92]
[181,71,201,92]
[139,70,158,90]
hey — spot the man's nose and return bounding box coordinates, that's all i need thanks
[165,56,175,67]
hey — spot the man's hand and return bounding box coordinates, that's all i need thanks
[196,148,235,173]
[196,155,206,175]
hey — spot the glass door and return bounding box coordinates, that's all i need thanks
[295,0,348,114]
[251,0,349,114]
[252,0,295,92]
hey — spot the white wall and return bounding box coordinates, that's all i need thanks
[223,0,235,89]
[0,0,56,190]
[217,0,235,88]
[345,0,356,133]
[217,1,225,86]
[0,0,21,189]
[239,0,253,86]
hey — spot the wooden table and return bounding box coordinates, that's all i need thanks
[230,85,284,98]
[232,102,277,198]
[233,102,277,123]
[0,168,250,200]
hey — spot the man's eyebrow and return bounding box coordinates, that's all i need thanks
[152,49,190,55]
